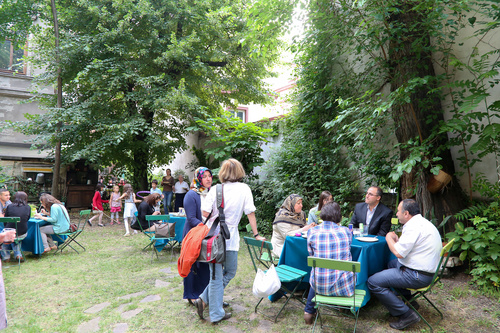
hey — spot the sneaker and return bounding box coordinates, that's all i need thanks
[87,219,92,227]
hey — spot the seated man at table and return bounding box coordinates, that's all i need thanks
[367,199,442,330]
[350,186,393,236]
[304,202,354,325]
[0,189,11,217]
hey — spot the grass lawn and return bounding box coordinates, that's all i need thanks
[2,214,499,332]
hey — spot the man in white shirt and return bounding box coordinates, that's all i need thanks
[367,199,442,330]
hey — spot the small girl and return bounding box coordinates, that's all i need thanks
[109,185,122,225]
[88,184,109,227]
[116,184,141,236]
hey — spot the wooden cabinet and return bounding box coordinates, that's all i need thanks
[66,185,94,209]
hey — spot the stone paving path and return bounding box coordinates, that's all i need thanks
[76,266,273,332]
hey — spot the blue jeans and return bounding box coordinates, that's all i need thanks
[162,191,173,213]
[367,259,433,316]
[1,241,23,260]
[199,250,238,322]
[304,286,316,314]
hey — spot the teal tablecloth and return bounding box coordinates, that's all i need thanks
[272,235,394,307]
[154,216,186,252]
[0,219,66,255]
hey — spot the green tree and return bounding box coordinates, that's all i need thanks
[187,112,272,179]
[11,0,284,190]
[0,0,39,46]
[295,0,500,222]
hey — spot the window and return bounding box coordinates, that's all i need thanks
[0,40,26,74]
[228,107,248,122]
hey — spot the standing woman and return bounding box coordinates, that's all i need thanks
[161,169,175,213]
[182,167,212,305]
[194,158,265,324]
[88,184,109,227]
[1,191,30,262]
[34,194,70,253]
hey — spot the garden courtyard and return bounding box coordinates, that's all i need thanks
[1,214,499,333]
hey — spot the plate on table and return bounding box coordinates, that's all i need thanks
[356,236,378,242]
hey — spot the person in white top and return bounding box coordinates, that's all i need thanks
[193,158,265,324]
[173,174,190,212]
[367,199,442,331]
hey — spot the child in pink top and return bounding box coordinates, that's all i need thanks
[109,185,122,225]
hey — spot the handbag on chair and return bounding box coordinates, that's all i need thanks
[155,222,176,237]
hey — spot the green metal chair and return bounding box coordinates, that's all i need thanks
[244,236,307,322]
[307,256,366,332]
[245,224,277,264]
[394,238,456,332]
[54,209,91,255]
[140,214,173,262]
[0,217,26,270]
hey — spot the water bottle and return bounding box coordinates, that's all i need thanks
[359,223,364,236]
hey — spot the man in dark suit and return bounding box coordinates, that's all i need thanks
[351,186,393,236]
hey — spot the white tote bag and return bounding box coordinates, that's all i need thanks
[252,264,281,298]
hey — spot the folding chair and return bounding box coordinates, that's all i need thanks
[307,256,365,332]
[0,217,26,270]
[244,236,307,322]
[245,224,277,264]
[139,215,173,262]
[394,238,456,332]
[54,209,91,255]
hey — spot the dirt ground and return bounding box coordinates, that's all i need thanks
[222,263,500,333]
[331,266,500,332]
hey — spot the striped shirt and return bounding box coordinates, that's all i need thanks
[307,222,355,296]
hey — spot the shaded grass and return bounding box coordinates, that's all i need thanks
[2,216,500,332]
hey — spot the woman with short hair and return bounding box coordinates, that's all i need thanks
[194,158,265,324]
[304,201,354,324]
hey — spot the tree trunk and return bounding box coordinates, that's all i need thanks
[388,3,467,228]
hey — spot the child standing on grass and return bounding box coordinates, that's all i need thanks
[109,185,122,225]
[116,184,141,236]
[88,184,109,227]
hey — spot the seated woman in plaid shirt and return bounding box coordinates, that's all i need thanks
[304,201,354,325]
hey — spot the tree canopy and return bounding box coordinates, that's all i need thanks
[11,0,288,189]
